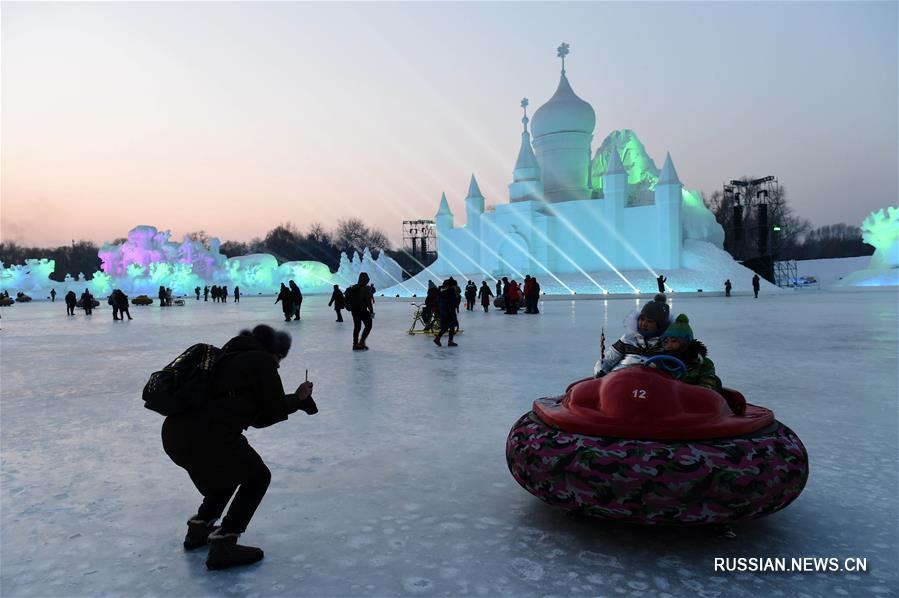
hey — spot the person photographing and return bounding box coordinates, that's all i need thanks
[161,324,318,570]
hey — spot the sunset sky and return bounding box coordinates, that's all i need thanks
[2,2,896,248]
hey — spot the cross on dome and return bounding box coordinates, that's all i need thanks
[557,42,570,75]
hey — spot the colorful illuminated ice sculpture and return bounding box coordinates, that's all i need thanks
[96,225,404,296]
[1,224,406,299]
[97,226,340,295]
[0,259,56,297]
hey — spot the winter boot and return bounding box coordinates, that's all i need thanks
[183,519,217,551]
[352,343,365,351]
[206,530,264,570]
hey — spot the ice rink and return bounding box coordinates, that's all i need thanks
[1,290,897,597]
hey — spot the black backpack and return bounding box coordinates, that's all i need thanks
[142,343,224,416]
[343,285,358,311]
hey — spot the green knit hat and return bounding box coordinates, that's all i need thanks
[662,314,694,342]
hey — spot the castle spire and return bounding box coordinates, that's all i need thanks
[513,98,540,182]
[658,152,681,185]
[466,174,484,199]
[435,191,452,216]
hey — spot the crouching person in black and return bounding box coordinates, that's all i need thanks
[161,324,318,570]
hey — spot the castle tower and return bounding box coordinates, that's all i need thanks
[530,43,596,203]
[601,146,627,264]
[464,175,485,268]
[655,152,683,269]
[465,174,485,239]
[435,192,454,232]
[509,98,543,203]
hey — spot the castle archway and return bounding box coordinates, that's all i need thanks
[496,232,531,276]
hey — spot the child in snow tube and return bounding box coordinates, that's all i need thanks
[594,294,671,377]
[506,359,808,525]
[660,314,722,393]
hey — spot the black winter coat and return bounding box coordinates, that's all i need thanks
[172,335,308,436]
[328,289,345,310]
[114,291,129,309]
[275,287,293,314]
[437,286,459,327]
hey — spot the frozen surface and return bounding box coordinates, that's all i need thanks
[1,291,897,597]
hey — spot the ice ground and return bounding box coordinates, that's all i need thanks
[1,292,897,597]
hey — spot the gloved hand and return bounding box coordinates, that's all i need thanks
[298,396,318,415]
[594,370,606,379]
[296,381,313,401]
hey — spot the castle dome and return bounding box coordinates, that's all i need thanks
[531,74,596,139]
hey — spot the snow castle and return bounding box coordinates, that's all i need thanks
[402,43,738,295]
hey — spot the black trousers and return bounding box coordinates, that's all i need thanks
[352,310,372,344]
[162,417,271,534]
[435,316,457,341]
[334,308,343,322]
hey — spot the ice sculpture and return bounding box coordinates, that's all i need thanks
[837,206,899,287]
[333,249,405,292]
[415,44,730,296]
[0,259,56,297]
[1,225,409,298]
[380,44,772,296]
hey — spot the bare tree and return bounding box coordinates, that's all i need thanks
[333,218,369,254]
[332,217,391,256]
[219,240,250,258]
[307,222,331,245]
[186,230,212,249]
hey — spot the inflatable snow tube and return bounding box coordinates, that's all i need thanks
[0,297,14,306]
[493,297,505,309]
[76,298,100,308]
[15,294,32,303]
[131,295,154,306]
[506,365,809,525]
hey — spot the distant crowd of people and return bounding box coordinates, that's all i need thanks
[195,285,239,303]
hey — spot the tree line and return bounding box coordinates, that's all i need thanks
[704,180,873,261]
